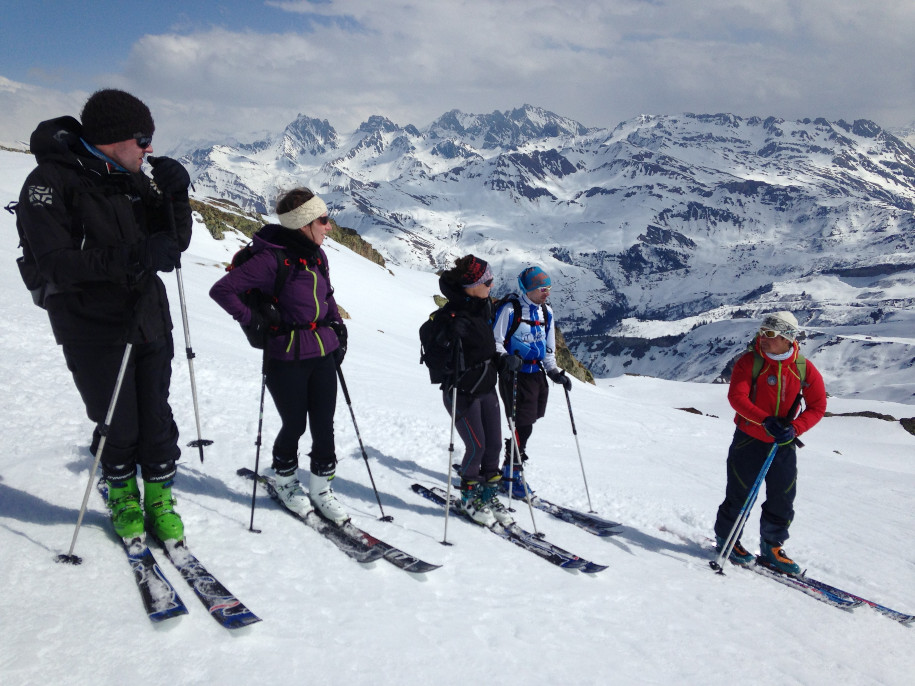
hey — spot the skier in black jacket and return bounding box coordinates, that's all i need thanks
[17,89,193,542]
[435,255,522,527]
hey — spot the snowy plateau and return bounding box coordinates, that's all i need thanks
[0,104,912,686]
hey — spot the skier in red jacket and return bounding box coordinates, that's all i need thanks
[714,312,827,574]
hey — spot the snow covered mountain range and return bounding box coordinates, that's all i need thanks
[181,106,915,402]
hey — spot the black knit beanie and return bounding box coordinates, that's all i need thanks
[80,89,155,145]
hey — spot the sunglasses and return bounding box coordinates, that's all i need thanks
[313,216,330,226]
[759,329,782,338]
[483,278,493,287]
[133,133,153,149]
[538,286,551,293]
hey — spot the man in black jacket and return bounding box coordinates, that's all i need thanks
[18,89,193,542]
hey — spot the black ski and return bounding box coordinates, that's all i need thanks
[779,574,912,624]
[747,560,860,609]
[237,468,384,564]
[525,494,623,537]
[96,481,188,622]
[412,483,607,573]
[158,539,262,629]
[336,522,442,574]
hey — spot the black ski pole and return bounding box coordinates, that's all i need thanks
[335,364,392,521]
[57,342,134,564]
[246,343,270,534]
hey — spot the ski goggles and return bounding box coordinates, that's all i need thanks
[759,327,797,341]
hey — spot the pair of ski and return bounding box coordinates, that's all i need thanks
[97,481,260,628]
[237,468,440,574]
[450,464,624,538]
[411,483,608,573]
[675,530,914,624]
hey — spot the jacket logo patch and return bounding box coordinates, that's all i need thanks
[28,185,54,207]
[767,375,778,386]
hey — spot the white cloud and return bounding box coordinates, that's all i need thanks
[0,77,88,146]
[4,0,915,147]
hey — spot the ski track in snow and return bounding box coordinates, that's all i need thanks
[1,151,913,685]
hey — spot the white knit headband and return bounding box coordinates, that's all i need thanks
[277,196,328,229]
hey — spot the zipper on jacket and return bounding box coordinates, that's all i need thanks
[304,264,326,356]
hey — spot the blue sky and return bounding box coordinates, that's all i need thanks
[1,1,305,87]
[2,0,914,148]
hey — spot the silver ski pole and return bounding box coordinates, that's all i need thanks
[164,195,211,463]
[57,342,134,564]
[563,386,595,512]
[441,337,464,545]
[174,264,212,462]
[509,368,539,534]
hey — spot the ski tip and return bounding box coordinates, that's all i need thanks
[581,562,609,574]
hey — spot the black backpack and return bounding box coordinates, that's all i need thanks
[226,244,291,349]
[5,200,48,308]
[6,163,75,309]
[419,307,460,384]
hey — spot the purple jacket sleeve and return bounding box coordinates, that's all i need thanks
[208,251,277,326]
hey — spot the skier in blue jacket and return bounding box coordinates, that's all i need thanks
[492,266,571,498]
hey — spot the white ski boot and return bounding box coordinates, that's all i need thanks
[460,482,497,527]
[273,472,313,517]
[309,473,349,525]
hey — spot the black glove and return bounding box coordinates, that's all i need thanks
[148,156,190,195]
[498,354,523,374]
[329,321,348,365]
[763,416,797,445]
[261,301,282,327]
[242,301,282,347]
[134,233,180,272]
[247,310,269,337]
[548,368,572,391]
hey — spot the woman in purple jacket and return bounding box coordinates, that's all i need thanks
[210,188,349,524]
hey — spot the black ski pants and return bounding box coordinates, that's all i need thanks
[63,336,180,483]
[445,388,502,482]
[498,370,548,453]
[714,429,797,547]
[266,355,337,477]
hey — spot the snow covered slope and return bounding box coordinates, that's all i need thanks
[1,149,913,685]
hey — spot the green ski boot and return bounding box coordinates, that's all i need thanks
[143,480,184,542]
[106,476,144,539]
